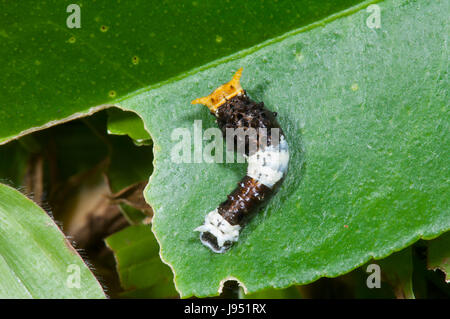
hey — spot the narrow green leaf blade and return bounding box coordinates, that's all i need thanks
[0,183,106,298]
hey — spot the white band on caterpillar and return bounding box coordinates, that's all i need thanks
[247,136,289,188]
[194,209,241,253]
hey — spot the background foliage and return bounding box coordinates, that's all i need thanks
[0,0,448,298]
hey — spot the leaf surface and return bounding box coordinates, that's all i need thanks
[117,0,449,296]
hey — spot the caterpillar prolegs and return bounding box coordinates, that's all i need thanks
[191,68,289,253]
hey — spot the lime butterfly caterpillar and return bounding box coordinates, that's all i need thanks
[191,68,289,253]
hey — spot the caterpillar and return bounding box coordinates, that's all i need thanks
[191,68,289,253]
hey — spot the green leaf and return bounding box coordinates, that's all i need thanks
[427,232,450,283]
[0,0,364,144]
[105,225,178,298]
[115,0,447,296]
[106,108,151,144]
[2,0,449,298]
[0,183,106,298]
[117,203,148,225]
[106,132,154,224]
[107,134,153,193]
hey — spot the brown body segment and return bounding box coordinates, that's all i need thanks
[215,93,281,226]
[216,94,282,156]
[218,175,271,226]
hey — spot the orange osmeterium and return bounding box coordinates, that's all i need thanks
[191,68,244,113]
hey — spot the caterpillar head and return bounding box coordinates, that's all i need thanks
[191,68,244,113]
